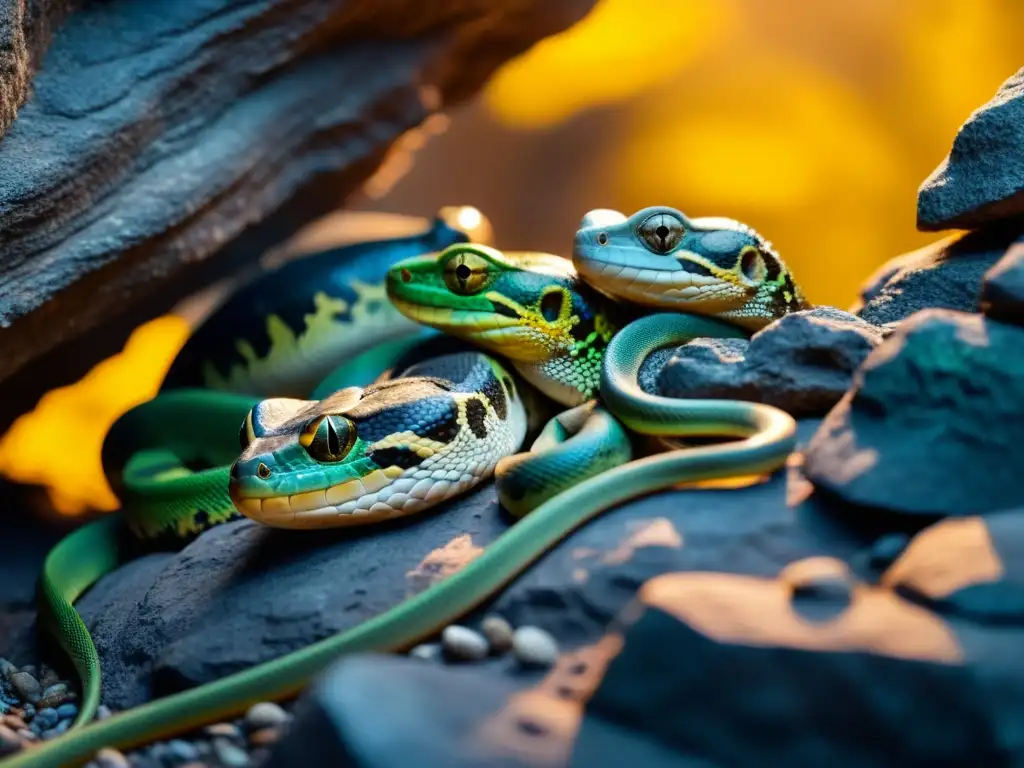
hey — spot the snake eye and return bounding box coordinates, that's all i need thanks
[637,213,684,254]
[442,249,493,296]
[239,411,256,451]
[301,415,357,463]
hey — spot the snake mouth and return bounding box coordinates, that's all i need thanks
[230,464,485,529]
[389,297,522,339]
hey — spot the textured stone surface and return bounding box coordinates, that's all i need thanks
[854,227,1022,326]
[0,0,75,136]
[650,307,884,417]
[918,67,1024,231]
[980,239,1024,325]
[75,485,510,709]
[803,309,1024,516]
[0,0,596,383]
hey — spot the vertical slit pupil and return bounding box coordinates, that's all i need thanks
[326,418,341,456]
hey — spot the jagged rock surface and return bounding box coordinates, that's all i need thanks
[645,307,884,418]
[918,67,1024,231]
[803,309,1024,516]
[0,0,596,384]
[853,226,1022,326]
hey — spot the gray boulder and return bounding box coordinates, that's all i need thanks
[918,67,1024,231]
[803,309,1024,516]
[650,307,884,418]
[854,226,1021,326]
[981,238,1024,325]
[76,487,510,709]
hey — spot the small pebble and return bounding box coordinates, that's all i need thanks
[38,667,60,689]
[17,728,36,742]
[3,714,27,730]
[33,707,59,731]
[0,659,16,680]
[213,736,250,767]
[19,666,36,679]
[248,727,280,747]
[441,625,489,661]
[203,722,243,741]
[481,615,514,654]
[38,683,70,709]
[22,704,35,719]
[94,747,131,768]
[96,705,113,721]
[408,643,441,661]
[57,702,79,720]
[512,626,559,668]
[0,724,22,756]
[243,701,288,731]
[41,719,71,740]
[10,672,41,704]
[166,739,201,763]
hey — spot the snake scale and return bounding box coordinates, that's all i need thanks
[8,205,808,767]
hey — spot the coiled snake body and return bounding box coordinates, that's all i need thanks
[11,206,807,767]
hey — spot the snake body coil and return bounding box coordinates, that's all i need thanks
[11,205,805,768]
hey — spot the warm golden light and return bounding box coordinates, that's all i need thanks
[0,316,190,514]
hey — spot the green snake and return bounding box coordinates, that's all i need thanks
[11,205,807,767]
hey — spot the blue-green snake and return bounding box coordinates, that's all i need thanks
[8,205,805,767]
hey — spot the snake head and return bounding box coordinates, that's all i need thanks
[385,243,605,364]
[229,355,524,528]
[573,206,808,329]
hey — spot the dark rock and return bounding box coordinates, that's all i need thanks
[264,655,523,768]
[981,239,1024,324]
[652,307,884,417]
[867,533,910,571]
[574,569,1014,767]
[803,309,1024,516]
[8,671,39,703]
[854,227,1022,326]
[31,707,58,730]
[0,0,75,136]
[918,67,1024,231]
[881,511,1024,623]
[75,486,512,709]
[0,0,598,385]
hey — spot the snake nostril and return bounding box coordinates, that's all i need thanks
[256,462,272,480]
[400,268,412,283]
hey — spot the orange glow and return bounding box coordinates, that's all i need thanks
[0,316,190,514]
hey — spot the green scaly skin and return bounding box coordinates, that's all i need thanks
[13,211,805,768]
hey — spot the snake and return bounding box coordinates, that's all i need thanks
[9,205,807,768]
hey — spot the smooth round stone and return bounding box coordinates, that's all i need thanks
[33,707,59,730]
[248,726,281,746]
[9,673,40,704]
[441,625,489,661]
[481,615,514,654]
[213,736,251,767]
[41,719,71,740]
[38,683,70,709]
[202,722,243,741]
[244,701,289,731]
[166,738,202,763]
[96,705,113,721]
[56,702,79,720]
[512,626,559,668]
[409,642,441,661]
[0,659,16,680]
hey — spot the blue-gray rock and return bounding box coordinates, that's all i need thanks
[649,307,884,417]
[574,569,1015,767]
[981,238,1024,324]
[263,656,523,768]
[918,67,1024,231]
[803,309,1024,516]
[31,707,58,731]
[855,227,1021,327]
[881,511,1024,623]
[55,702,77,720]
[0,0,599,386]
[75,487,512,709]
